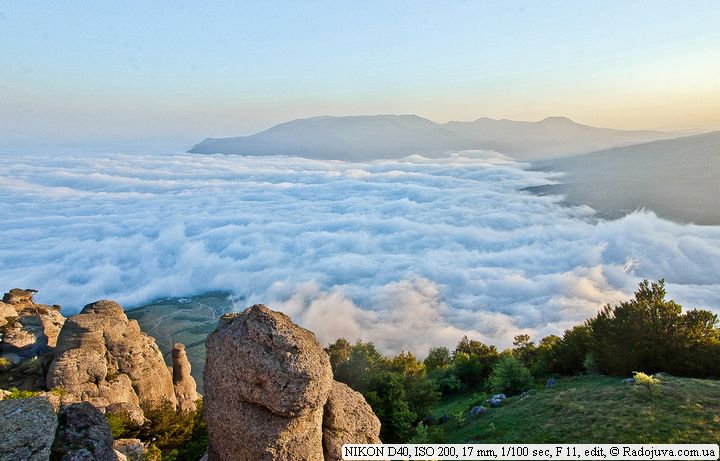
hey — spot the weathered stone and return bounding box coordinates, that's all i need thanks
[0,294,65,364]
[204,304,333,461]
[47,300,176,416]
[106,402,145,426]
[322,381,381,461]
[51,401,117,461]
[0,396,58,461]
[113,439,144,461]
[172,343,198,413]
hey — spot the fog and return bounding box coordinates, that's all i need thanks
[1,149,719,354]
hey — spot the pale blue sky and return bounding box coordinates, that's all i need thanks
[1,0,719,146]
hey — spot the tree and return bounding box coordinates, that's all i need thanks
[423,347,451,372]
[488,355,533,395]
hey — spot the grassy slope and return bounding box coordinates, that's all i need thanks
[430,375,720,443]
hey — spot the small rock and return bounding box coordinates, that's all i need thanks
[546,378,558,388]
[469,406,486,417]
[622,378,636,384]
[438,415,449,425]
[0,396,58,461]
[421,415,436,426]
[113,439,144,461]
[488,398,502,408]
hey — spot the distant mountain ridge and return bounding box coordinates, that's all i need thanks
[189,114,678,161]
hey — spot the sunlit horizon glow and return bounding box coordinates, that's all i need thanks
[1,1,719,146]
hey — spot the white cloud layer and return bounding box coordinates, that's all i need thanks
[1,149,719,354]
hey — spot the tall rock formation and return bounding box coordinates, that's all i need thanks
[204,305,333,461]
[203,304,381,461]
[46,300,176,421]
[172,342,199,413]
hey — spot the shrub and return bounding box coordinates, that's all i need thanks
[488,356,533,395]
[0,357,11,369]
[5,387,39,399]
[633,371,661,397]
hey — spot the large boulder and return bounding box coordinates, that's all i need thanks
[172,343,199,413]
[51,401,117,461]
[0,396,58,461]
[204,304,333,461]
[47,300,176,417]
[322,381,381,461]
[0,289,65,365]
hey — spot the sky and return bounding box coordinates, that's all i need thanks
[1,0,719,146]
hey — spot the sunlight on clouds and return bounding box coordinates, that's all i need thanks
[1,150,719,354]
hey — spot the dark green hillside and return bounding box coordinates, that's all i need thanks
[428,374,720,443]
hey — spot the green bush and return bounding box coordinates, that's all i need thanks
[488,356,533,395]
[633,371,662,397]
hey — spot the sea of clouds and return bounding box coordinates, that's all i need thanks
[1,148,719,354]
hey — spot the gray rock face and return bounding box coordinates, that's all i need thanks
[0,289,65,365]
[112,439,144,461]
[47,300,176,417]
[172,343,198,413]
[51,401,117,461]
[322,381,381,461]
[204,304,334,461]
[0,396,58,461]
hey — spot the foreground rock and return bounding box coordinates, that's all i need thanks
[47,300,176,419]
[322,381,382,461]
[51,401,117,461]
[204,304,334,460]
[0,289,65,366]
[0,396,58,461]
[172,343,199,413]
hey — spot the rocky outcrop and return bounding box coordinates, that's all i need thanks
[172,343,199,413]
[322,381,381,461]
[2,288,38,305]
[0,289,65,366]
[0,396,58,461]
[204,304,381,461]
[51,401,118,461]
[47,300,176,419]
[204,304,334,461]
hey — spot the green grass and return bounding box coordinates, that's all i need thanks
[429,375,720,443]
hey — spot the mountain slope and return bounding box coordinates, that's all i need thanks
[528,131,720,224]
[189,115,677,161]
[443,116,674,160]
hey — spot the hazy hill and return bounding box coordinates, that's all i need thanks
[443,116,673,160]
[189,115,469,162]
[189,115,676,161]
[528,131,720,225]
